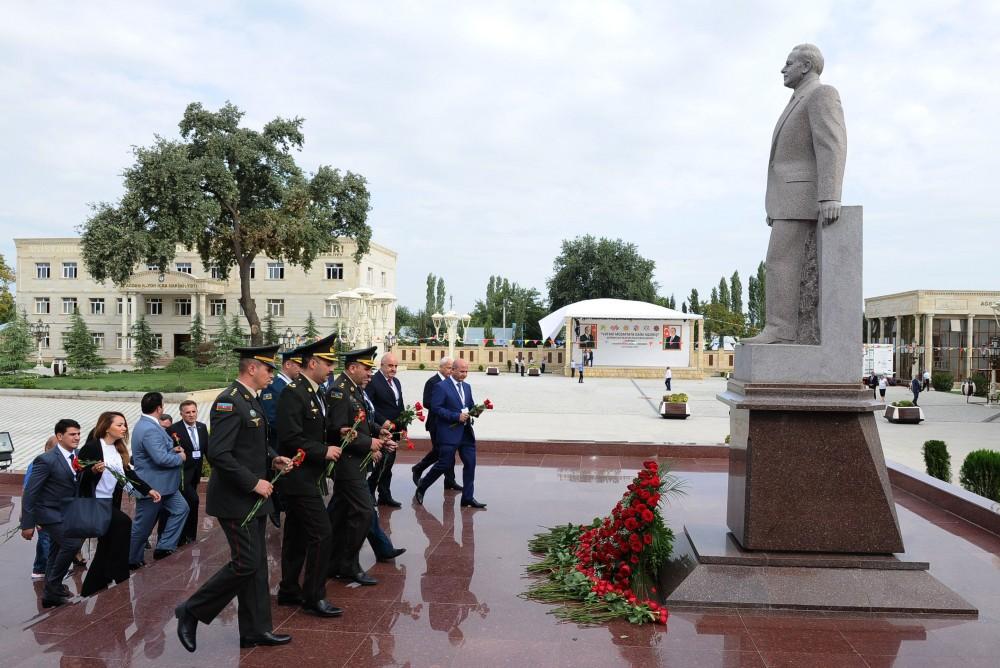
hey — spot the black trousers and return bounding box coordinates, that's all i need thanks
[368,447,397,499]
[413,431,456,485]
[40,521,83,600]
[327,476,373,576]
[185,516,272,638]
[81,506,131,597]
[279,494,332,604]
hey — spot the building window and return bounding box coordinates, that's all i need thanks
[146,298,162,315]
[151,334,163,350]
[36,263,50,279]
[62,297,78,315]
[35,297,50,314]
[146,264,159,272]
[366,267,374,285]
[267,299,285,317]
[381,271,387,288]
[116,298,132,315]
[249,264,256,280]
[116,333,133,350]
[210,266,224,280]
[90,298,105,316]
[175,298,192,316]
[267,262,285,280]
[325,263,344,280]
[91,332,105,348]
[324,300,340,318]
[176,262,192,274]
[210,299,227,316]
[41,334,50,348]
[62,262,77,279]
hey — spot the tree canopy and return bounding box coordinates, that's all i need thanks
[0,310,34,371]
[0,254,15,323]
[547,236,658,310]
[79,101,372,344]
[471,275,547,341]
[64,308,105,372]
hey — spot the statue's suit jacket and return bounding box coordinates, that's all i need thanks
[765,78,847,221]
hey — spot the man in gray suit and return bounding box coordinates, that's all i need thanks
[129,392,189,567]
[20,419,83,607]
[743,44,847,345]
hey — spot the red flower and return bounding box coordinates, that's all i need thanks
[292,448,307,467]
[406,438,415,450]
[483,398,494,409]
[356,409,367,423]
[641,509,654,523]
[624,517,638,531]
[71,456,83,472]
[415,401,423,410]
[630,555,639,564]
[643,533,653,545]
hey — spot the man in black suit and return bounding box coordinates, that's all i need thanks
[20,418,84,608]
[175,345,295,652]
[275,333,344,617]
[327,346,388,586]
[365,352,404,507]
[410,357,461,491]
[165,400,207,545]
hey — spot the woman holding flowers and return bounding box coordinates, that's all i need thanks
[77,411,162,596]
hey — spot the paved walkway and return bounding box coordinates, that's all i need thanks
[2,371,997,482]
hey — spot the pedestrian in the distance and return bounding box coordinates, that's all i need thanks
[878,375,887,400]
[664,367,672,392]
[922,369,931,392]
[910,375,921,406]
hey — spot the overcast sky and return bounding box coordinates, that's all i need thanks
[2,1,997,313]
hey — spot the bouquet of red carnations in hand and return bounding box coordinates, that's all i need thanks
[243,448,305,527]
[320,408,367,488]
[452,398,493,427]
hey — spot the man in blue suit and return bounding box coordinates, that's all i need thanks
[411,357,460,491]
[20,419,84,607]
[129,392,189,568]
[259,349,302,528]
[414,358,486,509]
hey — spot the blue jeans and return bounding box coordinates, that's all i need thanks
[129,492,189,564]
[33,527,52,574]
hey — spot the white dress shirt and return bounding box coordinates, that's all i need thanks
[97,440,125,499]
[185,422,202,459]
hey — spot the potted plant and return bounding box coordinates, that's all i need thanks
[884,400,924,424]
[528,365,540,377]
[659,393,690,419]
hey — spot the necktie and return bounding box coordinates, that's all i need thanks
[68,452,76,477]
[456,381,465,405]
[188,425,199,451]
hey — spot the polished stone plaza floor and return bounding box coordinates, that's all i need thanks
[2,451,999,667]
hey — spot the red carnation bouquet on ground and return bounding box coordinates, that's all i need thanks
[523,460,682,625]
[243,448,305,527]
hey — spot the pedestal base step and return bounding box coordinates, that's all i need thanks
[659,525,977,616]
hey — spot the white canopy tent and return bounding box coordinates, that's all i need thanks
[538,298,701,343]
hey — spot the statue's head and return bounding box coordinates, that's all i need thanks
[782,43,824,88]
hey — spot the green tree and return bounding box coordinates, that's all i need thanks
[472,275,547,341]
[710,286,719,305]
[263,312,279,345]
[425,274,437,314]
[435,277,446,313]
[755,261,766,328]
[211,315,233,367]
[547,236,658,310]
[79,101,372,345]
[729,271,743,314]
[0,254,15,323]
[703,302,746,341]
[687,289,701,315]
[230,313,247,344]
[132,315,159,371]
[184,312,207,360]
[303,311,319,339]
[64,308,105,372]
[0,309,34,371]
[718,278,730,311]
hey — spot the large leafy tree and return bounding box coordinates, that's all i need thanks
[547,236,658,310]
[64,308,105,372]
[132,315,159,371]
[0,254,15,323]
[747,261,766,330]
[472,275,547,341]
[0,309,34,371]
[729,271,743,314]
[79,101,372,344]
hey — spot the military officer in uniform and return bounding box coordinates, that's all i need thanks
[275,333,344,618]
[259,347,303,528]
[327,346,388,586]
[175,345,293,652]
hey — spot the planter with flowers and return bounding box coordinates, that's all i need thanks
[522,460,682,625]
[884,400,924,424]
[659,393,690,419]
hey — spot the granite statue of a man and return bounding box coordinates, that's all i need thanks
[742,44,847,345]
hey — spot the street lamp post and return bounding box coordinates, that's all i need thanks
[431,310,471,360]
[330,289,396,350]
[29,319,49,369]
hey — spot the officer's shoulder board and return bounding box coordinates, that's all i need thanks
[287,381,297,388]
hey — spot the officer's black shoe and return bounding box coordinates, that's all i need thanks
[411,466,421,486]
[153,549,175,561]
[444,482,464,492]
[413,489,425,505]
[129,561,145,571]
[376,547,406,562]
[350,571,378,586]
[460,498,487,509]
[41,597,66,608]
[240,632,292,647]
[55,584,72,598]
[269,511,282,529]
[175,603,198,653]
[301,600,343,617]
[378,496,403,508]
[277,593,303,606]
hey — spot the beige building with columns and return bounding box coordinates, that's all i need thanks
[13,237,397,364]
[863,290,1000,382]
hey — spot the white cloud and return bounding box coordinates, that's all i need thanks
[1,0,997,313]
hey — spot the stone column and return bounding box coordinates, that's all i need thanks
[191,291,198,324]
[865,318,873,344]
[923,314,934,379]
[563,316,573,376]
[912,314,921,378]
[893,315,902,376]
[965,315,974,379]
[697,318,705,373]
[199,294,207,323]
[120,292,130,363]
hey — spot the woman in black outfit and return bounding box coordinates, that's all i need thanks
[77,411,162,596]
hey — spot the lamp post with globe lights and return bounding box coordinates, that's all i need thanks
[432,310,471,360]
[330,288,396,349]
[29,319,50,370]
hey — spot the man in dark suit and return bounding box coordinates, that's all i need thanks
[326,346,388,586]
[166,400,208,545]
[259,349,303,528]
[20,418,84,607]
[175,345,295,652]
[415,358,486,509]
[275,333,343,617]
[365,352,404,507]
[410,357,460,491]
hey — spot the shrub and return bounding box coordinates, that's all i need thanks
[724,434,731,444]
[922,440,951,482]
[166,356,196,374]
[892,400,914,407]
[959,450,1000,501]
[419,363,426,370]
[662,393,689,403]
[931,372,954,393]
[201,458,212,479]
[478,365,484,371]
[970,373,989,398]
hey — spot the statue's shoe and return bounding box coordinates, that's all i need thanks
[739,330,794,345]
